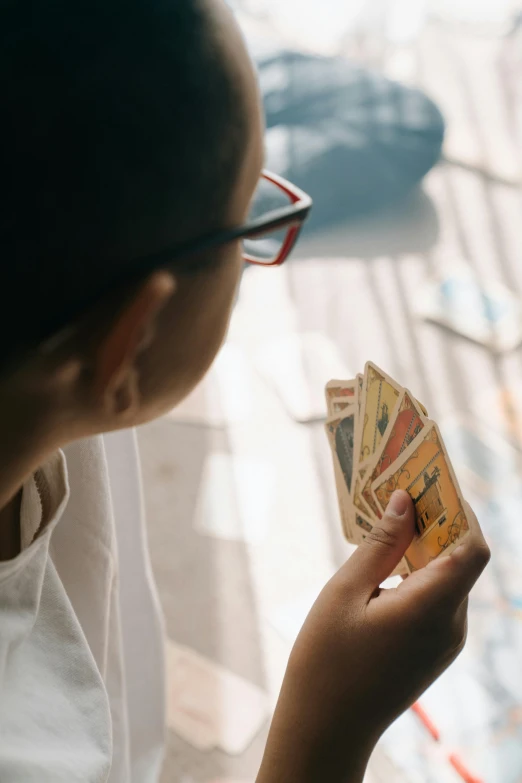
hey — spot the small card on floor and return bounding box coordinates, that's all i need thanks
[324,361,469,575]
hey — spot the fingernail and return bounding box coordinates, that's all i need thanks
[388,490,409,516]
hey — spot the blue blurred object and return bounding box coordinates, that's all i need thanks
[244,28,445,230]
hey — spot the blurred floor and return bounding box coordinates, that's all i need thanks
[139,10,522,783]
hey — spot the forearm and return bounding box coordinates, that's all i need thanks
[256,690,374,783]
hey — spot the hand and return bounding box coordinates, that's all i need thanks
[257,491,490,783]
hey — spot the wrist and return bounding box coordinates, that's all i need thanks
[257,749,372,783]
[257,721,374,783]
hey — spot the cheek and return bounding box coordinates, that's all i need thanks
[189,247,244,359]
[138,248,243,415]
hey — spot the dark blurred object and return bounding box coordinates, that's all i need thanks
[244,30,445,232]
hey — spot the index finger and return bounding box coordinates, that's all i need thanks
[400,502,490,609]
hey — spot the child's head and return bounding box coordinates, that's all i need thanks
[1,0,263,450]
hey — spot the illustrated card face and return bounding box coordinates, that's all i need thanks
[371,422,470,571]
[355,362,402,476]
[361,390,427,519]
[325,411,356,497]
[325,379,356,415]
[325,410,357,541]
[330,458,355,542]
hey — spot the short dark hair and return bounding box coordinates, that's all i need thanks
[0,0,249,368]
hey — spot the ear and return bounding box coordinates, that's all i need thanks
[94,271,176,417]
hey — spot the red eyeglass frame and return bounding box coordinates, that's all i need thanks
[241,169,312,266]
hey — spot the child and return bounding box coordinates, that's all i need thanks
[0,0,489,781]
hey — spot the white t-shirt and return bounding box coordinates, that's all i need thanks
[0,429,165,782]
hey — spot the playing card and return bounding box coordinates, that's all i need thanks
[355,509,373,536]
[356,373,363,409]
[359,390,427,519]
[354,373,363,459]
[352,363,403,520]
[325,411,356,497]
[352,470,374,519]
[331,397,354,414]
[325,366,449,574]
[325,409,357,541]
[325,379,356,416]
[371,422,470,571]
[354,362,403,474]
[417,399,429,417]
[334,458,356,542]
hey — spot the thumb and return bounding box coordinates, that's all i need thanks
[347,490,416,594]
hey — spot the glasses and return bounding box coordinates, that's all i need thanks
[127,170,312,275]
[241,170,312,266]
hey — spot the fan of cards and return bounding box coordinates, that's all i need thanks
[325,362,470,575]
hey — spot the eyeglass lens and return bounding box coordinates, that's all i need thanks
[243,176,293,264]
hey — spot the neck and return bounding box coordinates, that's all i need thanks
[0,407,56,560]
[0,492,22,560]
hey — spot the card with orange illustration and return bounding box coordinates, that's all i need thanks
[360,390,427,519]
[371,422,469,571]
